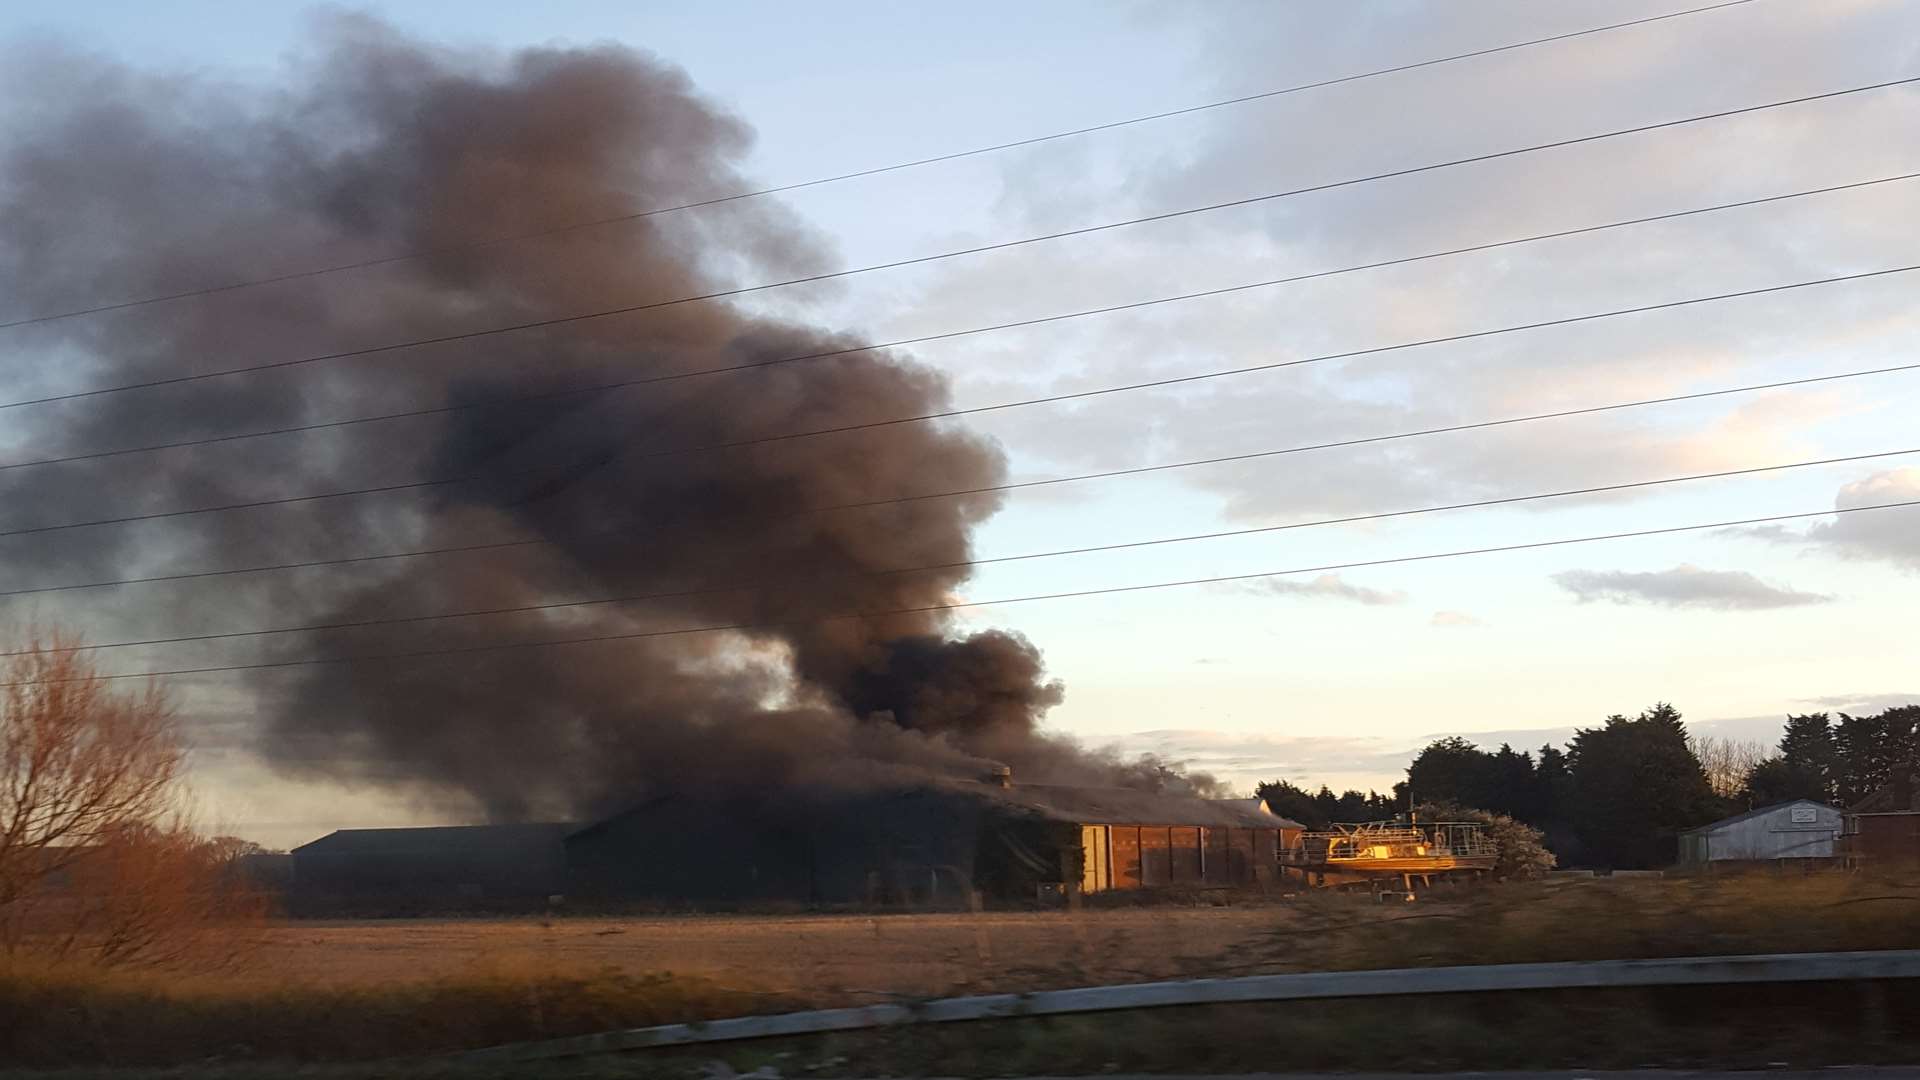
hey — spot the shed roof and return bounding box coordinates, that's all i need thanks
[962,782,1302,829]
[1679,800,1835,837]
[293,822,578,855]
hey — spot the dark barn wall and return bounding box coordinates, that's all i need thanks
[291,828,570,915]
[566,793,1000,907]
[232,853,294,892]
[801,793,992,905]
[564,800,815,905]
[285,796,1296,912]
[972,816,1081,901]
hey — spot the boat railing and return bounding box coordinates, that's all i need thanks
[1280,820,1496,864]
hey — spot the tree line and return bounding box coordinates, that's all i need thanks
[1258,702,1919,869]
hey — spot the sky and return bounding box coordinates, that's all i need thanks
[1,1,1917,847]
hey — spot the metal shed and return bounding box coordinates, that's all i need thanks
[1677,799,1840,867]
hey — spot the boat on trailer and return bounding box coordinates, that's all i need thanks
[1281,817,1497,897]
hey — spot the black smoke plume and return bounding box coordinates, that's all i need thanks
[0,18,1209,820]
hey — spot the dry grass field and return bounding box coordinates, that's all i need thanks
[10,874,1920,1072]
[256,905,1283,996]
[245,869,1920,997]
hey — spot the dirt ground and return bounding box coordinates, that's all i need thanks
[257,905,1286,995]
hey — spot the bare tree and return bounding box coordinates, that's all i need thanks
[1689,735,1770,802]
[51,820,272,967]
[0,633,181,946]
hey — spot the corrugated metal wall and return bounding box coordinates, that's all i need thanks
[1080,825,1288,892]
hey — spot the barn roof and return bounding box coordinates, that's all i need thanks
[1851,766,1919,814]
[963,781,1302,829]
[292,822,578,855]
[1679,800,1835,836]
[569,782,1301,840]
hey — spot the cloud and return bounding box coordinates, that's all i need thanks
[1797,692,1920,714]
[1551,564,1830,610]
[1430,610,1482,628]
[1803,469,1920,568]
[900,1,1920,533]
[1243,573,1406,605]
[1111,728,1413,784]
[1728,470,1920,569]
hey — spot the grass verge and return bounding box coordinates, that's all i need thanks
[722,982,1920,1078]
[0,960,789,1070]
[5,983,1919,1080]
[7,872,1920,1075]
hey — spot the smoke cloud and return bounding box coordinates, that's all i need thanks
[0,17,1203,819]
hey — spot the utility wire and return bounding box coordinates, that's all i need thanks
[26,497,1919,686]
[5,169,1913,476]
[0,262,1910,543]
[32,446,1918,656]
[3,70,1910,414]
[0,0,1759,333]
[1,356,1911,601]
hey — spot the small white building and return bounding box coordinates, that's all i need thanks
[1678,799,1841,866]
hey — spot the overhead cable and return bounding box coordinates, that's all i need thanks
[4,169,1912,476]
[31,446,1917,656]
[25,496,1918,686]
[0,262,1910,543]
[1,356,1911,600]
[0,0,1759,333]
[6,71,1912,413]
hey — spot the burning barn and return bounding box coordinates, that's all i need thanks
[10,22,1266,859]
[565,772,1301,906]
[290,823,576,914]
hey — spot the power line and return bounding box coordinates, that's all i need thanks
[6,169,1913,476]
[5,71,1911,415]
[27,496,1918,686]
[1,261,1910,543]
[1,356,1911,601]
[0,0,1760,334]
[34,446,1918,656]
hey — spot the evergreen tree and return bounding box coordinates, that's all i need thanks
[1743,756,1827,805]
[1253,781,1400,829]
[1365,790,1397,819]
[1487,743,1540,820]
[1535,744,1572,823]
[1779,714,1837,782]
[1404,736,1498,810]
[1834,707,1920,804]
[1312,785,1342,826]
[1566,703,1718,868]
[1744,712,1840,804]
[1253,780,1325,829]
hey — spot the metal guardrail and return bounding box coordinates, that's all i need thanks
[452,949,1920,1064]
